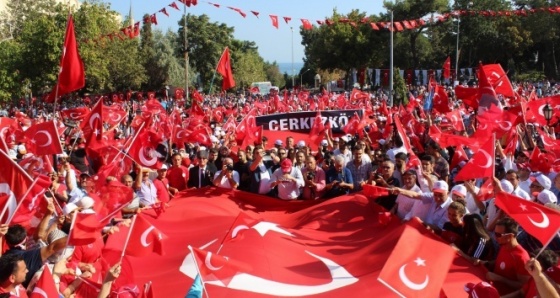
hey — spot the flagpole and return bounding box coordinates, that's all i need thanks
[119,214,137,263]
[217,211,242,255]
[52,13,72,115]
[60,211,78,260]
[534,227,560,259]
[188,246,211,298]
[99,198,134,224]
[209,47,228,96]
[111,121,145,164]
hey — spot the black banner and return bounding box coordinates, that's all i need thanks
[256,110,363,134]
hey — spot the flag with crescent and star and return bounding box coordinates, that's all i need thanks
[105,214,167,257]
[29,265,59,298]
[378,224,456,298]
[495,192,560,246]
[454,137,495,182]
[68,212,105,246]
[21,120,63,156]
[189,246,250,287]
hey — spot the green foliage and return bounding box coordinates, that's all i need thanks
[393,68,408,105]
[264,62,285,87]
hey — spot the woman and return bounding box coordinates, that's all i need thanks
[455,213,495,264]
[441,201,466,246]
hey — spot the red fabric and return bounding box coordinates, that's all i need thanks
[153,178,170,203]
[433,84,451,113]
[128,189,486,298]
[495,192,560,246]
[450,146,468,170]
[29,265,58,298]
[216,47,235,90]
[480,64,515,98]
[492,244,530,295]
[454,138,494,182]
[167,166,189,191]
[524,264,560,298]
[127,128,163,170]
[529,146,554,174]
[68,213,104,246]
[0,150,36,224]
[443,57,451,79]
[22,121,63,155]
[377,224,456,298]
[362,185,389,198]
[46,15,85,103]
[192,247,248,285]
[446,110,465,132]
[60,107,90,121]
[393,116,413,154]
[105,214,167,257]
[349,89,369,101]
[80,98,104,143]
[269,15,278,28]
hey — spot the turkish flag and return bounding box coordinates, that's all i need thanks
[349,89,369,101]
[445,110,465,131]
[476,178,495,201]
[191,246,249,286]
[450,145,469,170]
[454,85,478,109]
[46,14,85,103]
[222,212,258,244]
[68,212,104,246]
[80,98,104,142]
[270,15,279,28]
[60,107,90,121]
[0,150,37,224]
[188,128,213,147]
[443,56,451,79]
[107,214,167,257]
[309,112,328,146]
[477,63,502,115]
[378,224,456,298]
[541,132,560,158]
[495,192,560,246]
[217,47,235,90]
[454,137,495,182]
[362,185,390,198]
[97,180,134,221]
[23,121,63,155]
[29,265,59,298]
[529,146,554,174]
[342,112,366,137]
[481,64,515,98]
[103,104,127,127]
[433,85,451,113]
[526,96,560,126]
[393,116,413,154]
[127,128,163,170]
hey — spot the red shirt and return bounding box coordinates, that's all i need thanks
[167,166,189,191]
[493,244,531,295]
[0,285,28,297]
[523,264,560,298]
[153,178,170,203]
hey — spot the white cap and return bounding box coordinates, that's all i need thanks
[297,140,306,148]
[77,196,94,209]
[275,139,283,146]
[537,189,557,205]
[532,173,552,190]
[500,180,514,193]
[340,136,350,142]
[321,140,328,146]
[451,185,467,198]
[159,164,168,170]
[210,135,219,143]
[63,203,79,215]
[432,181,449,193]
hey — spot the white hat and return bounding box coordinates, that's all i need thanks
[334,137,340,142]
[63,203,79,215]
[275,139,283,146]
[532,173,552,190]
[159,164,168,170]
[451,185,467,198]
[77,196,94,209]
[537,189,557,205]
[297,140,306,148]
[321,140,328,146]
[432,181,449,193]
[500,180,514,193]
[210,135,219,143]
[340,135,350,142]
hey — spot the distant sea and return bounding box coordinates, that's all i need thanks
[277,62,304,76]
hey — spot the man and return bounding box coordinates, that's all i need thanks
[516,163,532,194]
[207,148,219,170]
[483,217,531,295]
[333,136,352,166]
[274,139,284,150]
[346,147,373,192]
[213,157,239,189]
[234,149,251,191]
[394,180,452,231]
[153,164,171,203]
[425,142,450,183]
[386,136,407,163]
[294,150,306,170]
[188,150,217,189]
[419,155,439,192]
[393,152,407,183]
[120,175,140,218]
[393,170,421,220]
[0,254,28,297]
[504,170,531,200]
[529,173,552,200]
[372,159,401,210]
[248,146,274,195]
[270,159,304,200]
[167,153,189,195]
[64,161,90,205]
[135,167,158,207]
[300,156,326,200]
[285,136,295,150]
[4,225,67,288]
[324,155,354,199]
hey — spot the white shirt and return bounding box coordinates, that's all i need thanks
[271,167,305,200]
[213,170,240,189]
[387,146,407,163]
[395,185,421,219]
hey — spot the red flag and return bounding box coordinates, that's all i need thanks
[216,47,235,90]
[450,145,468,170]
[476,178,495,201]
[349,88,369,101]
[495,192,560,246]
[477,63,502,115]
[362,185,390,197]
[301,19,313,30]
[378,224,456,298]
[47,15,85,103]
[60,107,90,121]
[30,265,59,298]
[342,112,364,137]
[269,15,279,29]
[142,282,154,298]
[481,64,515,98]
[454,137,495,182]
[433,84,451,113]
[529,146,554,174]
[445,110,465,131]
[68,212,104,246]
[127,129,163,170]
[309,112,326,146]
[190,247,247,285]
[0,150,37,224]
[393,116,413,154]
[80,98,104,142]
[22,121,63,155]
[443,57,451,79]
[222,212,258,244]
[106,214,167,257]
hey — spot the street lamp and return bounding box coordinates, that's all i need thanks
[300,69,311,88]
[544,102,553,125]
[455,1,473,85]
[389,7,394,107]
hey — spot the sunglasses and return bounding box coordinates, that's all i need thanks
[530,184,543,189]
[494,232,513,238]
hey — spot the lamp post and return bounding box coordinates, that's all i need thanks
[291,27,295,88]
[300,69,311,88]
[389,8,394,107]
[455,1,473,85]
[544,102,553,126]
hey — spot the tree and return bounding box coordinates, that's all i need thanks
[153,29,190,88]
[229,42,267,89]
[264,62,285,87]
[140,14,164,91]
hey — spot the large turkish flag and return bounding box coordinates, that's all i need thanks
[127,189,486,297]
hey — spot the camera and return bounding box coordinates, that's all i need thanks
[306,171,316,181]
[226,164,234,172]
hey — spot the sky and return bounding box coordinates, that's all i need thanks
[105,0,386,64]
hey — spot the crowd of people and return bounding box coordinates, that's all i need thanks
[0,78,560,298]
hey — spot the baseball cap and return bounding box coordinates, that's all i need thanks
[537,189,557,205]
[464,282,499,298]
[159,164,168,170]
[321,140,328,146]
[500,179,514,193]
[77,196,94,209]
[275,139,283,146]
[280,158,293,172]
[432,181,449,194]
[531,173,552,190]
[297,140,306,148]
[63,203,79,215]
[210,135,219,143]
[451,185,467,198]
[333,137,340,142]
